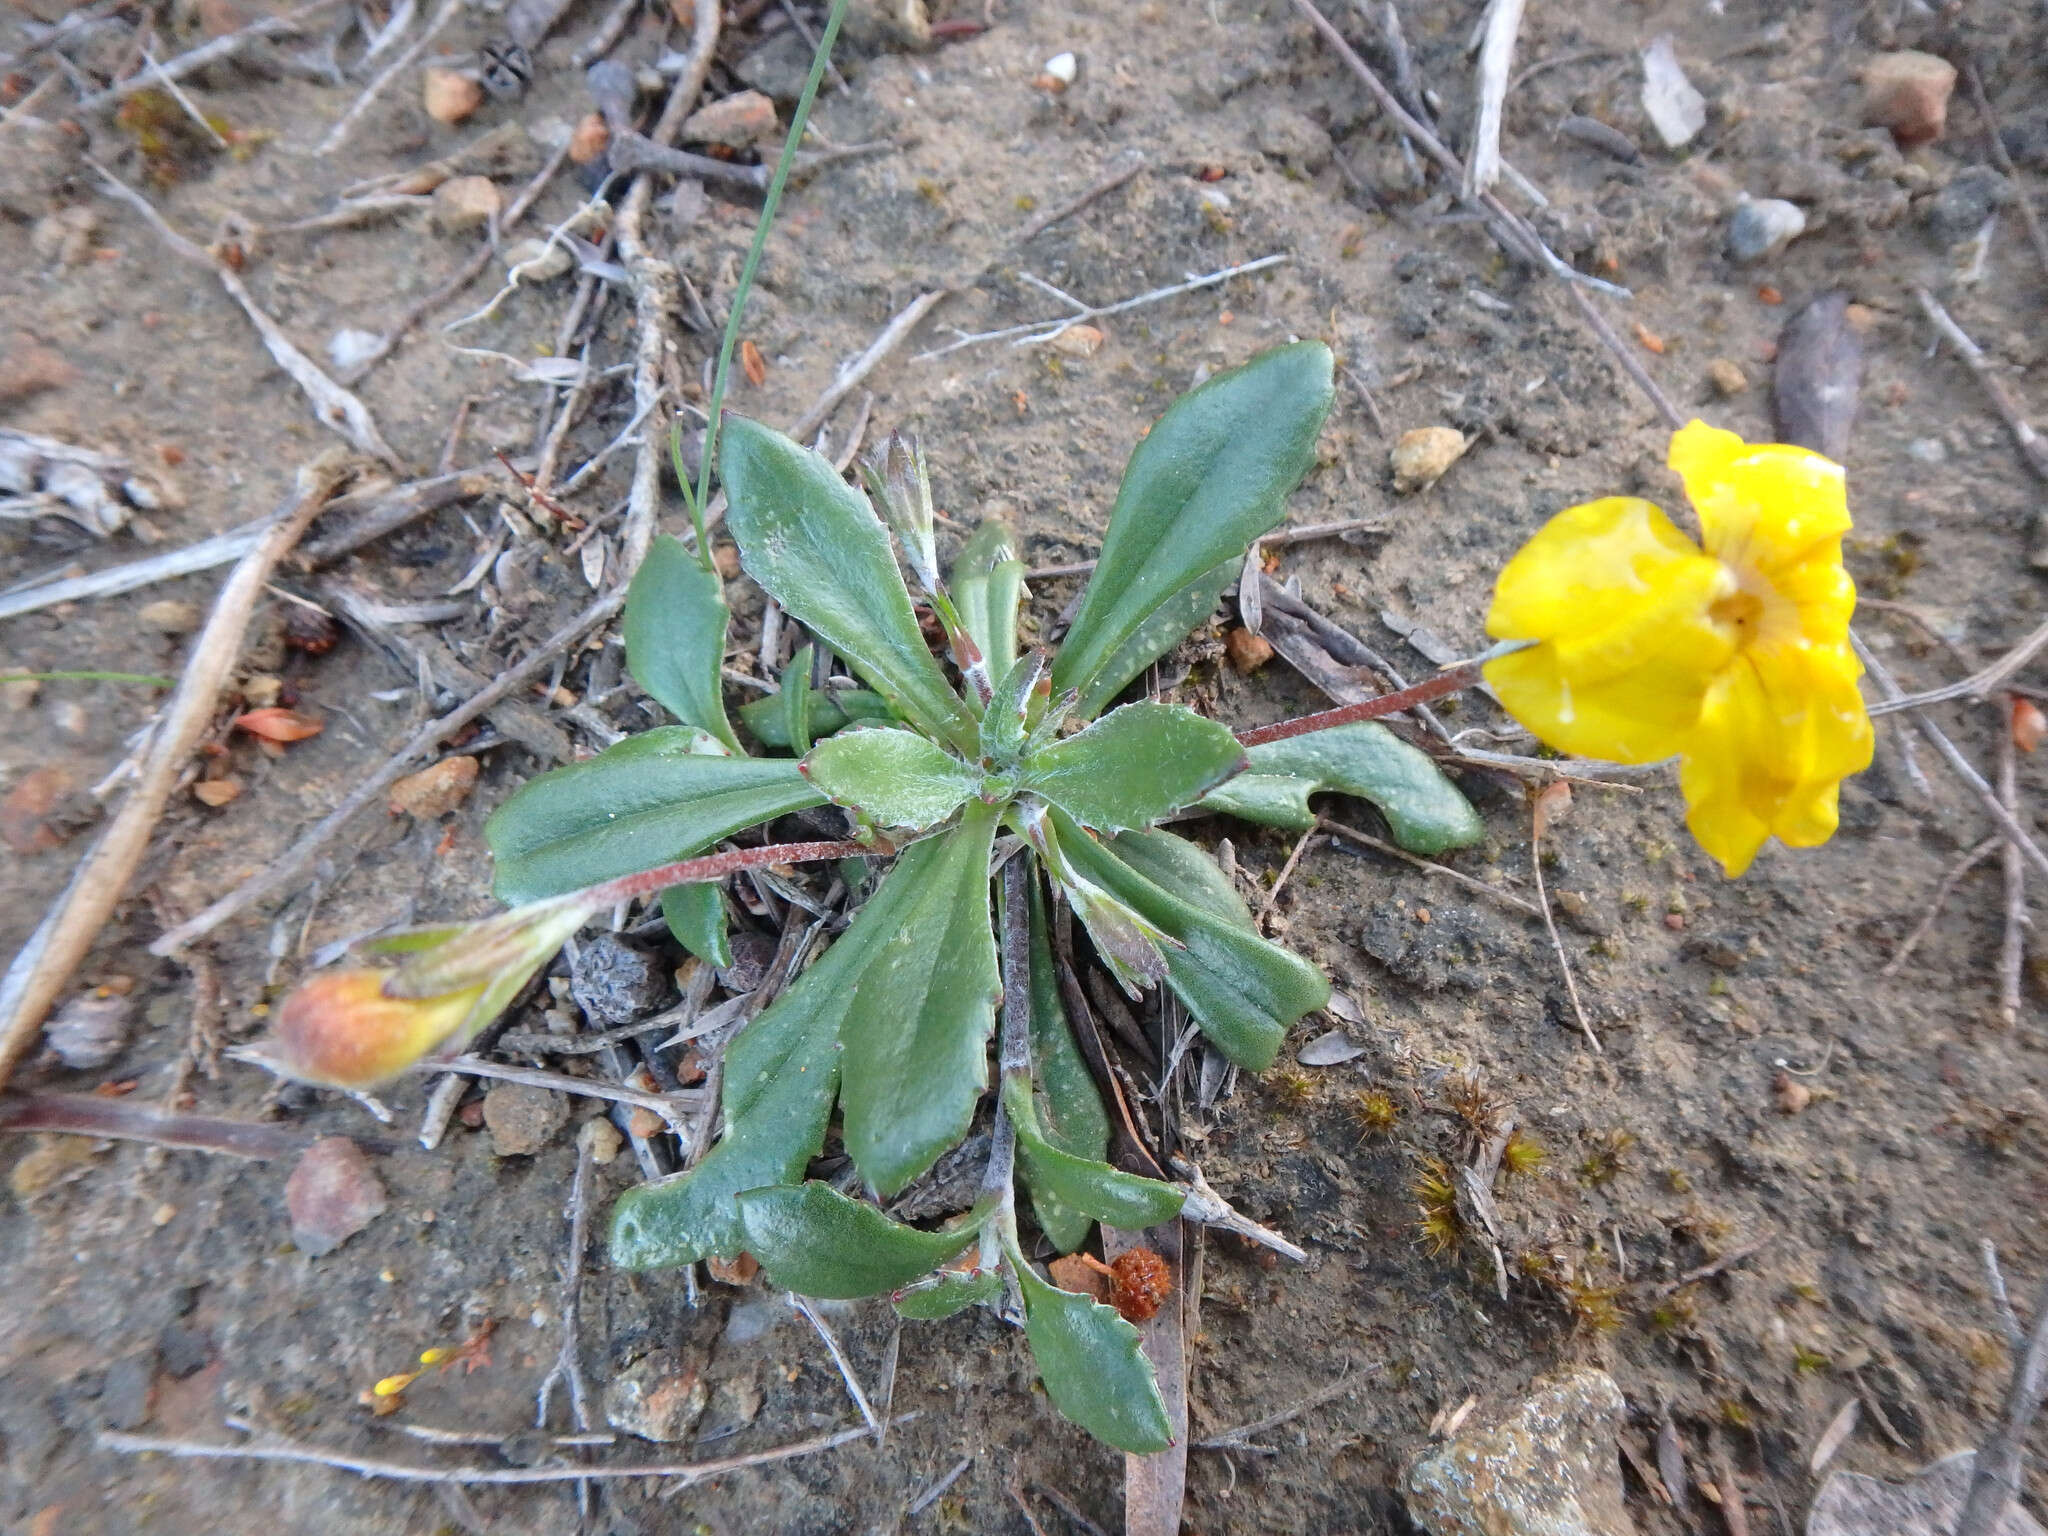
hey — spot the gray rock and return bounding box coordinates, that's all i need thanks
[1253,106,1333,171]
[482,1082,569,1157]
[603,1350,707,1442]
[1727,197,1808,262]
[0,121,81,220]
[285,1137,388,1257]
[572,933,671,1024]
[101,1351,156,1432]
[1407,1368,1636,1536]
[158,1323,210,1379]
[734,30,815,103]
[44,992,133,1070]
[1809,1450,2046,1536]
[1924,166,2012,250]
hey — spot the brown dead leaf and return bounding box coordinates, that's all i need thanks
[388,755,478,819]
[1048,1253,1112,1302]
[1532,780,1573,838]
[2011,698,2044,754]
[1224,627,1274,673]
[233,707,324,743]
[3,766,74,854]
[192,776,243,807]
[740,339,767,387]
[1050,324,1105,358]
[706,1252,759,1286]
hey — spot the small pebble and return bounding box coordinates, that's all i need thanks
[1042,51,1078,85]
[430,174,501,236]
[681,89,778,147]
[568,112,609,165]
[1906,437,1947,464]
[1640,35,1706,150]
[572,933,672,1024]
[1253,105,1334,171]
[101,1352,156,1432]
[44,992,133,1070]
[151,1201,177,1227]
[1224,627,1274,672]
[1862,49,1956,147]
[30,206,99,266]
[328,328,382,372]
[1390,426,1468,493]
[138,599,202,634]
[604,1350,707,1442]
[1049,323,1104,357]
[1706,358,1748,397]
[285,1137,388,1257]
[424,67,483,126]
[579,1116,624,1165]
[1923,166,2012,250]
[1774,1071,1812,1115]
[1726,197,1807,263]
[388,755,478,818]
[483,1083,569,1157]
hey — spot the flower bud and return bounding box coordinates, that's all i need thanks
[860,432,941,596]
[265,969,485,1090]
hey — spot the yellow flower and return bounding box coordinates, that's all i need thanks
[1483,421,1873,877]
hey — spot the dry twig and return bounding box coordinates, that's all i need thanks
[314,0,461,155]
[1964,61,2048,286]
[74,0,346,114]
[1915,288,2048,483]
[1955,1262,2048,1536]
[1531,785,1600,1052]
[0,459,352,1088]
[790,1294,882,1438]
[1880,835,2003,976]
[1319,818,1542,918]
[1464,0,1527,198]
[0,1091,312,1158]
[1997,705,2027,1027]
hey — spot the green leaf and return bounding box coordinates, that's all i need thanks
[1023,876,1110,1252]
[952,520,1023,671]
[661,881,731,968]
[624,535,741,752]
[1014,1243,1172,1453]
[735,1182,981,1298]
[838,801,1001,1196]
[738,688,893,750]
[893,1267,1004,1320]
[780,645,816,754]
[1023,702,1245,834]
[610,840,941,1267]
[1005,1079,1184,1230]
[721,415,976,753]
[1054,817,1329,1071]
[1072,557,1235,722]
[800,726,980,830]
[485,728,825,903]
[1198,721,1485,854]
[978,650,1045,768]
[1051,342,1334,709]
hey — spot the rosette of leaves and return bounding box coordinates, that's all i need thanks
[482,341,1482,1449]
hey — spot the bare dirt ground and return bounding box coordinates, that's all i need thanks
[4,0,2047,1531]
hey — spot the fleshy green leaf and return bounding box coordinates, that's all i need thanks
[1022,702,1245,834]
[1054,817,1328,1070]
[1014,1244,1172,1453]
[624,535,741,752]
[611,841,941,1267]
[738,688,893,750]
[837,801,1001,1196]
[735,1181,981,1298]
[1050,342,1334,710]
[1023,875,1110,1252]
[1005,1079,1184,1230]
[780,645,816,754]
[800,726,980,831]
[978,651,1045,768]
[893,1267,1004,1320]
[1199,720,1484,853]
[485,728,824,903]
[1072,557,1235,722]
[721,416,976,752]
[952,520,1023,672]
[661,882,731,968]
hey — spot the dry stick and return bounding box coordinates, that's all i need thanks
[1011,157,1146,244]
[73,0,346,113]
[1192,1367,1367,1453]
[1866,615,2048,716]
[1964,61,2048,285]
[0,1090,314,1159]
[148,584,622,955]
[1256,829,1320,924]
[536,1132,598,1517]
[1319,818,1542,918]
[571,0,639,67]
[1879,835,2002,976]
[1955,1267,2048,1536]
[335,139,572,387]
[0,461,350,1088]
[613,0,720,574]
[315,0,462,155]
[1531,793,1600,1053]
[1984,1240,2025,1350]
[100,1419,892,1485]
[1464,0,1526,198]
[1915,287,2048,483]
[407,1055,700,1137]
[790,1294,882,1438]
[94,165,401,465]
[1998,706,2026,1027]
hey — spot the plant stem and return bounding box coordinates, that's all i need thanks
[581,838,872,909]
[5,670,177,687]
[1233,661,1484,748]
[689,0,851,564]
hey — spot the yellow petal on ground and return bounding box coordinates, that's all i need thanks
[1484,496,1738,761]
[1678,640,1875,877]
[1669,420,1853,582]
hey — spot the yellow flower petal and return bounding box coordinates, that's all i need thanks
[1669,420,1852,589]
[1484,497,1736,762]
[1677,640,1874,877]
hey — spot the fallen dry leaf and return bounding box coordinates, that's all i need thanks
[192,777,243,808]
[1050,324,1105,357]
[2011,698,2044,754]
[740,339,767,387]
[233,707,324,743]
[388,755,478,819]
[1224,627,1274,672]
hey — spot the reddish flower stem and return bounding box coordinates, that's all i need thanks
[585,839,875,908]
[1233,662,1484,749]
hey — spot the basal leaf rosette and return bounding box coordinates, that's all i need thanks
[1483,420,1873,876]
